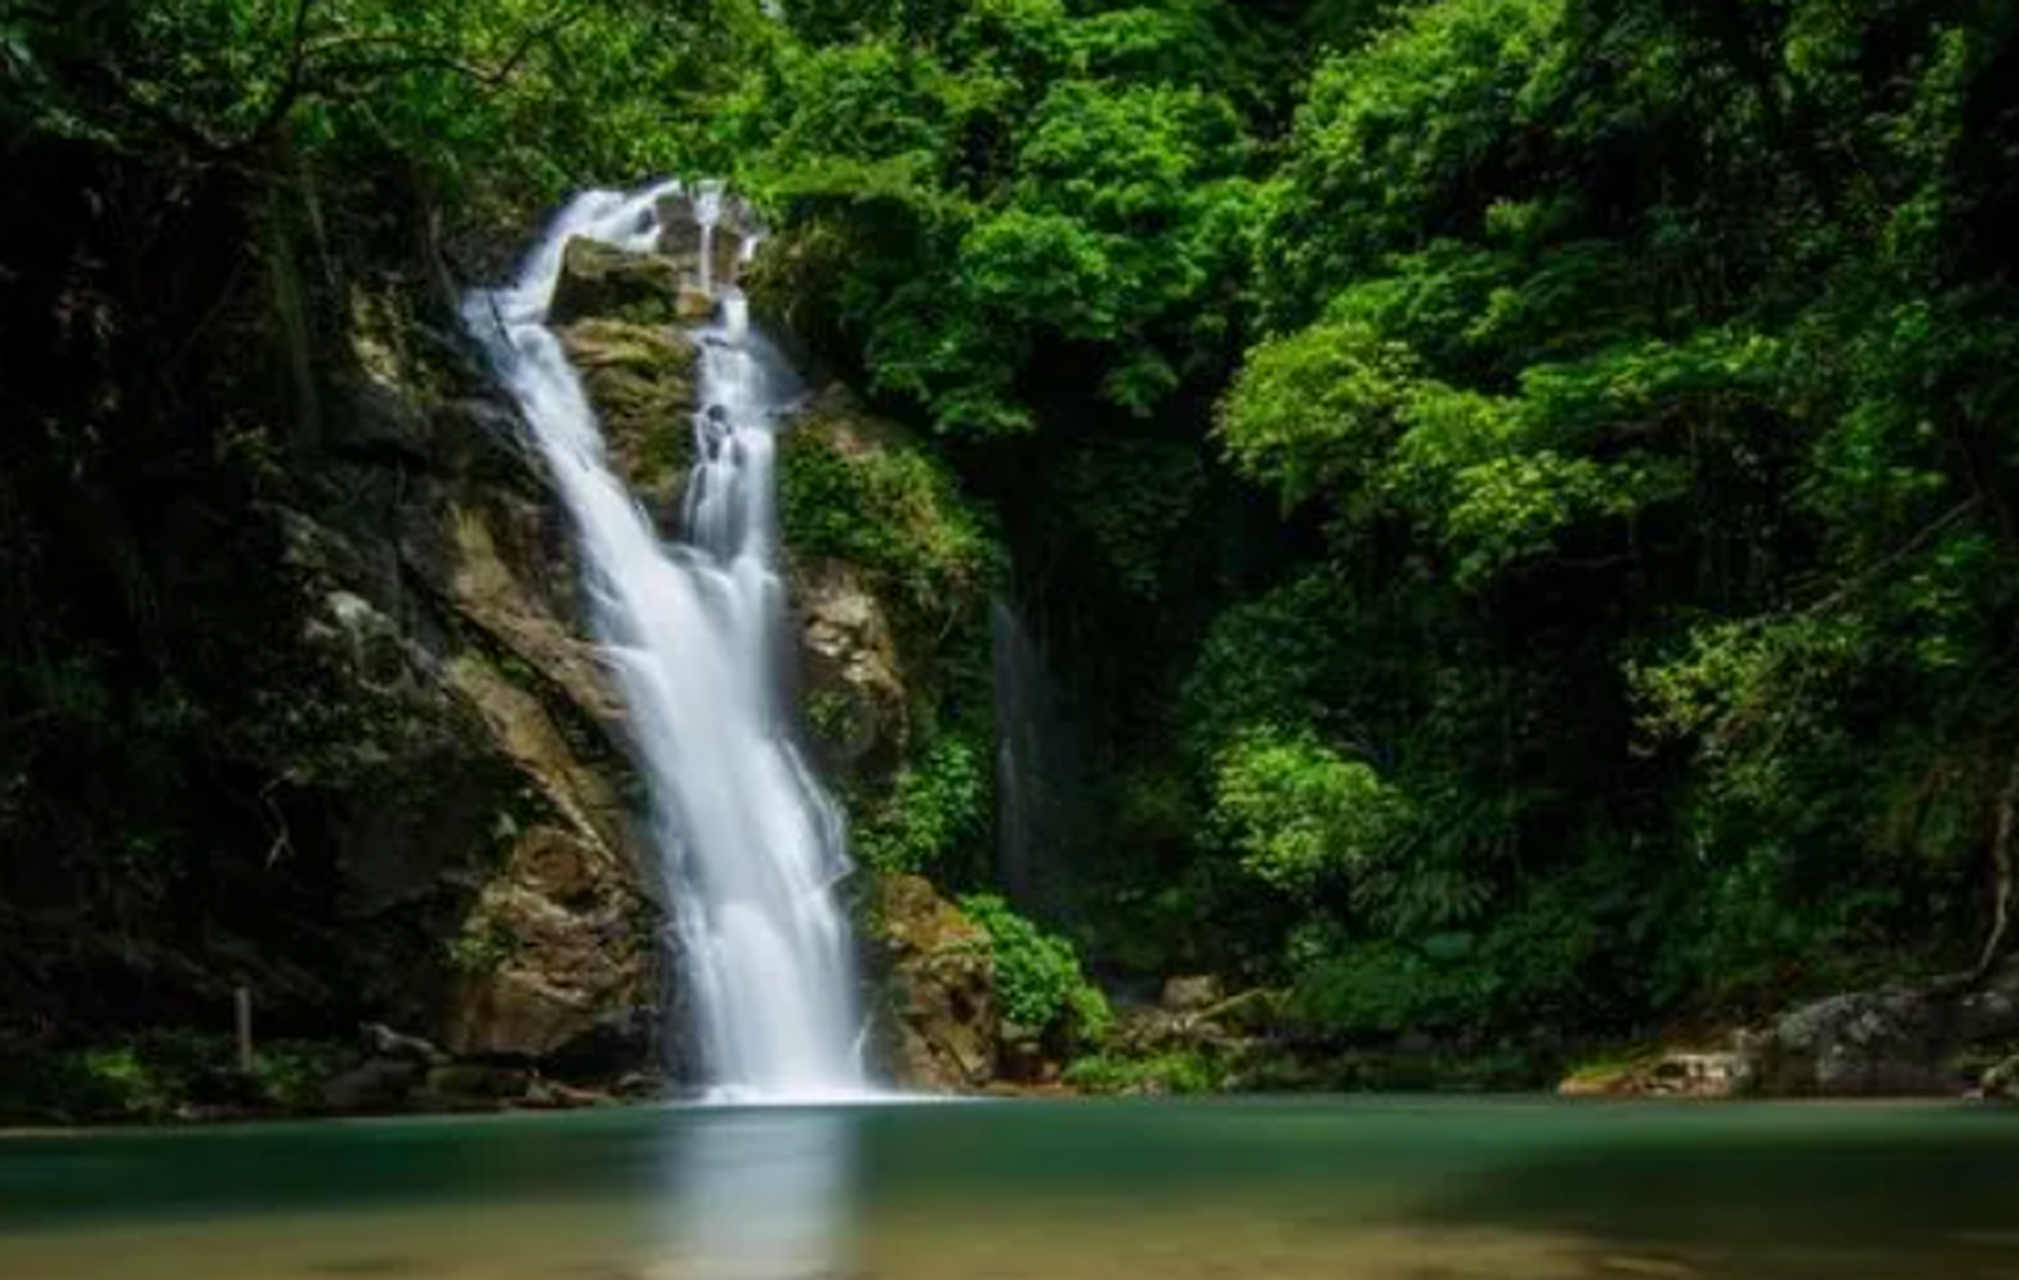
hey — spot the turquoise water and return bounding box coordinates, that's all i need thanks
[2,1099,2016,1278]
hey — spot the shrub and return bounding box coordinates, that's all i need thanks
[959,893,1111,1044]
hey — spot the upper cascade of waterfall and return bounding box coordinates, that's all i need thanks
[465,180,871,1104]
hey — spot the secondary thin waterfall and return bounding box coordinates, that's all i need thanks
[464,181,865,1101]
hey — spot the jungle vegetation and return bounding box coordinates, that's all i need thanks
[5,0,2019,1056]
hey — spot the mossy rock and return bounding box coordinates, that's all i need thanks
[869,875,1000,1092]
[779,388,1003,646]
[556,318,698,521]
[549,240,683,328]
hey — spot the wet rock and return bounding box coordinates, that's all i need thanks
[362,1024,449,1066]
[996,1021,1049,1085]
[796,562,909,780]
[555,318,698,527]
[544,1004,662,1081]
[1595,1255,1696,1276]
[273,355,660,1065]
[1564,960,2019,1098]
[425,1063,531,1101]
[1981,1055,2019,1100]
[655,191,752,289]
[333,373,436,464]
[405,496,623,735]
[517,1077,618,1110]
[441,825,653,1061]
[612,1071,663,1100]
[322,1058,421,1112]
[1195,989,1282,1036]
[549,240,682,328]
[674,287,716,323]
[872,875,999,1091]
[1161,975,1226,1014]
[1559,1051,1750,1099]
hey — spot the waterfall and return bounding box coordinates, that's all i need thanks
[464,181,866,1102]
[990,599,1081,924]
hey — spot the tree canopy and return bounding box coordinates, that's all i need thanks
[7,0,2019,1050]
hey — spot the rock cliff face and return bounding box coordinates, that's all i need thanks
[270,273,666,1083]
[314,190,1009,1102]
[2,171,1009,1117]
[531,214,1011,1097]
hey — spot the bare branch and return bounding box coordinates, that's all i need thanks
[1975,752,2019,980]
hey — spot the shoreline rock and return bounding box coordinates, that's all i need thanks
[1557,960,2019,1099]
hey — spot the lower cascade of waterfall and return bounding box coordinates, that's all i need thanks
[465,180,867,1102]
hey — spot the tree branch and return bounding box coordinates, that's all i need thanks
[231,0,591,149]
[248,0,322,143]
[1802,497,1982,618]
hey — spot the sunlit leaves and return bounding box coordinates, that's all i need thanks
[1219,319,1422,509]
[737,4,1261,434]
[1263,0,1565,323]
[1210,725,1413,897]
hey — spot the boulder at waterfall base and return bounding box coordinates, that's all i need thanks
[869,876,1001,1091]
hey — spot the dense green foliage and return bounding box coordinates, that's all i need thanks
[778,404,1005,886]
[1062,1047,1221,1095]
[8,0,2019,1076]
[0,1030,348,1122]
[960,893,1111,1042]
[734,0,2019,1046]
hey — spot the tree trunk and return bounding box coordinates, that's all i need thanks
[1974,753,2019,980]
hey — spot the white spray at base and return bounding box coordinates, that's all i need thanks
[464,181,867,1102]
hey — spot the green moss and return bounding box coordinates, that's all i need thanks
[446,917,520,976]
[805,688,863,753]
[779,414,1004,639]
[1559,1045,1663,1092]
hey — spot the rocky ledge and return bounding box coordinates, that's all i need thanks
[1559,960,2019,1100]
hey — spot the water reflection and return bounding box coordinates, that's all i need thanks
[660,1107,858,1280]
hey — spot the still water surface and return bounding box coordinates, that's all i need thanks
[2,1098,2015,1279]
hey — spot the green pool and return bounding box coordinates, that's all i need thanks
[2,1098,2015,1278]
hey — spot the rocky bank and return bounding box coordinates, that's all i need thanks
[1559,960,2019,1100]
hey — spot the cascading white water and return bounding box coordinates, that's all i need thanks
[464,181,866,1102]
